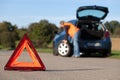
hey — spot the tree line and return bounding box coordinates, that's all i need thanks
[0,20,120,49]
[104,20,120,36]
[0,20,58,49]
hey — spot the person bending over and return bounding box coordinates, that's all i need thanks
[60,21,81,58]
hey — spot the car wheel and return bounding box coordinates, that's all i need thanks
[57,41,73,57]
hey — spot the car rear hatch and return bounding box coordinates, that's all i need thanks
[76,5,109,21]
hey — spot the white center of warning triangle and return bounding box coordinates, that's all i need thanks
[17,48,33,62]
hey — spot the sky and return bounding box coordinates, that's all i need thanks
[0,0,120,28]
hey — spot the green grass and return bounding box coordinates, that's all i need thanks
[36,48,53,53]
[110,51,120,59]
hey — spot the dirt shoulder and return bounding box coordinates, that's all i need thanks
[111,38,120,51]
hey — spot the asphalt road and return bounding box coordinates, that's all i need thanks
[0,50,120,80]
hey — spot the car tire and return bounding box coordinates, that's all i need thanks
[57,41,73,57]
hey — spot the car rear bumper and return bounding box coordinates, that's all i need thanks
[79,38,111,52]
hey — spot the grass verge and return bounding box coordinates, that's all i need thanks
[36,48,53,53]
[110,51,120,59]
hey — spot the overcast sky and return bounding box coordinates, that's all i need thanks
[0,0,120,28]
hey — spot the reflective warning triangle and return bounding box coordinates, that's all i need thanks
[4,34,46,71]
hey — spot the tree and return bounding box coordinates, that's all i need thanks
[0,21,19,49]
[28,19,58,48]
[114,27,120,36]
[17,27,27,39]
[109,20,120,34]
[104,20,120,35]
[104,21,113,33]
[0,32,15,48]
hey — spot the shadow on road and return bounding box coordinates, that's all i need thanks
[46,68,102,72]
[4,68,102,72]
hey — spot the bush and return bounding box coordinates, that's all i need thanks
[0,21,18,49]
[0,32,15,49]
[28,20,58,48]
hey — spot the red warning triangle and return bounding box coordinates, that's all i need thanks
[4,34,46,71]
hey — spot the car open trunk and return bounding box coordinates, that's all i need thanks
[77,21,104,40]
[76,5,108,40]
[80,28,104,40]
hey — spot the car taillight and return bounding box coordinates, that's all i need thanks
[105,31,110,38]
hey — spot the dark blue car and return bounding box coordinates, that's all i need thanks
[53,5,111,57]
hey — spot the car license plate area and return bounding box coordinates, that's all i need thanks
[87,42,101,47]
